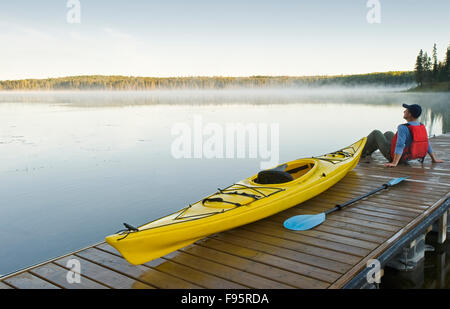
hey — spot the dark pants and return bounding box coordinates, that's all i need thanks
[362,130,395,161]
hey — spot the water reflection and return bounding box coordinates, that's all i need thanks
[0,89,448,133]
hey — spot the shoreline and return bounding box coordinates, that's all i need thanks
[0,72,415,91]
[406,81,450,93]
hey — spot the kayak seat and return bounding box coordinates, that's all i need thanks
[256,164,294,184]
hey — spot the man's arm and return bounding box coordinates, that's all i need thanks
[429,152,444,163]
[385,125,407,167]
[394,125,408,155]
[426,141,443,163]
[385,153,402,167]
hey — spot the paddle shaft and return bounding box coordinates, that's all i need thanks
[324,184,388,215]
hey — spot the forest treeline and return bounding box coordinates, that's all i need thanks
[0,72,414,91]
[414,43,450,86]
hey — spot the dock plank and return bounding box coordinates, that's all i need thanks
[338,207,413,222]
[330,211,409,227]
[325,186,439,207]
[284,205,405,230]
[54,255,154,289]
[350,203,421,217]
[183,241,330,289]
[219,227,360,265]
[261,220,380,250]
[242,223,372,257]
[262,215,388,244]
[303,221,387,243]
[30,263,109,289]
[0,282,13,289]
[96,243,247,289]
[163,250,292,289]
[218,230,352,273]
[313,192,432,210]
[3,273,60,289]
[270,210,395,238]
[76,247,202,289]
[339,175,448,195]
[314,201,428,217]
[202,236,341,283]
[330,180,445,199]
[285,207,401,233]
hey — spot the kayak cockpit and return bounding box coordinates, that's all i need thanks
[254,161,316,185]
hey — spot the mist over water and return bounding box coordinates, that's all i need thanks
[0,86,419,105]
[0,88,448,275]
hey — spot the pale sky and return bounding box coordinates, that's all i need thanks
[0,0,449,80]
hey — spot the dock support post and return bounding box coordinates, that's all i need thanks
[438,210,448,244]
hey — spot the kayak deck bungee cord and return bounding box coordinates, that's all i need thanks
[106,137,367,265]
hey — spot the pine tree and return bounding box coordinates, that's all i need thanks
[415,49,424,86]
[445,45,450,81]
[432,43,438,81]
[423,52,433,84]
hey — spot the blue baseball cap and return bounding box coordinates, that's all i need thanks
[402,104,422,118]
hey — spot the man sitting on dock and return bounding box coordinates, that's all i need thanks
[362,103,444,167]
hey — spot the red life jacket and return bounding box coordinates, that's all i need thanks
[390,123,429,162]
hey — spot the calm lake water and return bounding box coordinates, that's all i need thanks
[0,89,449,276]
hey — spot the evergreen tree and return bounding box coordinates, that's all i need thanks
[423,52,432,83]
[445,45,450,81]
[432,43,438,81]
[415,49,424,86]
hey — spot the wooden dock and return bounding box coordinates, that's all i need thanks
[1,134,449,289]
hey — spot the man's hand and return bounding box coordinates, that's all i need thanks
[432,159,444,163]
[385,153,402,168]
[384,162,397,168]
[430,153,443,163]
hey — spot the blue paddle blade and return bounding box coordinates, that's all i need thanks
[387,176,409,187]
[283,213,326,231]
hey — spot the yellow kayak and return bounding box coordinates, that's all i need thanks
[106,137,367,265]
